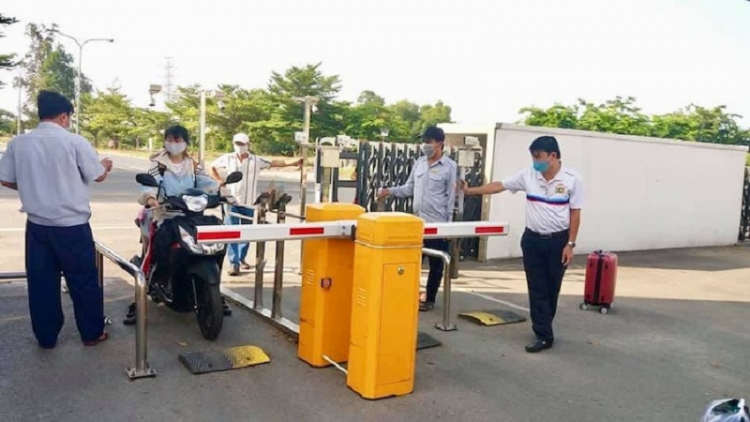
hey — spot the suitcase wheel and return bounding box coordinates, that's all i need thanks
[579,303,588,311]
[599,306,609,315]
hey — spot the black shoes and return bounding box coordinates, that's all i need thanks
[525,338,554,353]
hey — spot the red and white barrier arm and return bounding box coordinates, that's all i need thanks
[196,220,509,244]
[196,220,357,244]
[422,221,508,239]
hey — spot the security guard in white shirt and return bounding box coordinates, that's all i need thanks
[462,136,584,353]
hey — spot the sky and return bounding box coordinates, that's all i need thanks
[1,0,749,126]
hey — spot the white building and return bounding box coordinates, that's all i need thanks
[440,123,748,260]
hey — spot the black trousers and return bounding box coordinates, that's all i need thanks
[25,221,104,346]
[520,228,569,342]
[423,239,450,303]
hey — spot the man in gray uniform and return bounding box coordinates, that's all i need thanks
[378,126,458,311]
[0,90,113,348]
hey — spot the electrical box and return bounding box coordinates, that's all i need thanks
[295,131,309,144]
[347,212,424,400]
[319,146,341,168]
[464,136,480,146]
[299,203,366,367]
[457,149,476,167]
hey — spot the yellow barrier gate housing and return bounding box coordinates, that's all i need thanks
[347,212,424,400]
[298,203,366,367]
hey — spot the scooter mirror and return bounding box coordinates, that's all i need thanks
[225,171,243,185]
[136,173,159,187]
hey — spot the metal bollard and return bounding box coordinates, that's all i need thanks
[254,201,267,311]
[272,194,292,320]
[422,247,456,332]
[96,249,104,288]
[449,239,460,279]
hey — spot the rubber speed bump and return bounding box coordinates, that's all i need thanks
[178,345,271,375]
[458,310,526,327]
[417,331,442,350]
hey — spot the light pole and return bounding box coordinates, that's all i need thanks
[48,29,114,135]
[14,71,23,135]
[380,128,389,142]
[198,89,225,168]
[292,95,319,217]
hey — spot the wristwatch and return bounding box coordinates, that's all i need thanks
[568,241,576,248]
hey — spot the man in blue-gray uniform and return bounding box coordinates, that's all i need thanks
[378,126,457,312]
[0,90,113,348]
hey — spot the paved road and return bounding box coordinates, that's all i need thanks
[0,151,748,421]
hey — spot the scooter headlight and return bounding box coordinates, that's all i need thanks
[182,194,208,212]
[179,226,226,255]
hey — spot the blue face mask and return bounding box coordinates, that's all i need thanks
[533,160,549,173]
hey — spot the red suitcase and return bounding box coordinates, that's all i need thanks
[580,250,618,314]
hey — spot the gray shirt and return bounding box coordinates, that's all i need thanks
[390,154,458,223]
[0,122,106,227]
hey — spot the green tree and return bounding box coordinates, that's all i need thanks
[20,23,92,126]
[518,96,750,146]
[266,62,345,154]
[80,87,135,147]
[0,14,19,89]
[0,108,14,134]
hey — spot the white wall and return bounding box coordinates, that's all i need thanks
[484,124,748,259]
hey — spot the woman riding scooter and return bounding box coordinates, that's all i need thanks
[123,125,230,325]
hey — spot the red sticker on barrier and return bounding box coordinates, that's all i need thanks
[424,227,438,235]
[475,226,504,234]
[290,227,326,236]
[197,231,242,241]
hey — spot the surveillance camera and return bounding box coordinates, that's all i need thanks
[217,100,226,111]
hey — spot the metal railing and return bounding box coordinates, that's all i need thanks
[220,192,301,338]
[94,241,156,380]
[0,241,155,380]
[422,247,456,331]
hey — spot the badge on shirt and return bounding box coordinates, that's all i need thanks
[554,183,567,194]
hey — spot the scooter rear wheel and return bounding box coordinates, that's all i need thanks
[195,280,224,341]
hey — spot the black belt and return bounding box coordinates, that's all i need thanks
[524,228,569,239]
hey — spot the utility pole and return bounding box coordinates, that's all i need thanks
[47,29,113,135]
[293,95,319,218]
[14,73,22,135]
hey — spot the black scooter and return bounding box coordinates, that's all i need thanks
[129,171,242,340]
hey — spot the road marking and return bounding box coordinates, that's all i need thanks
[0,225,133,233]
[463,290,530,313]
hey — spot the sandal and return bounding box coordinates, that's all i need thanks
[419,301,435,312]
[84,331,109,346]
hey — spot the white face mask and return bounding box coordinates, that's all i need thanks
[234,144,248,155]
[165,142,186,156]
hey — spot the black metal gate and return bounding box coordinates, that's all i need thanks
[321,140,486,259]
[739,167,750,241]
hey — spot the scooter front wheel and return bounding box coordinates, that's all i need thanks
[195,280,224,341]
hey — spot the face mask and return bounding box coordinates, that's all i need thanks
[421,143,435,157]
[532,159,549,173]
[234,144,248,155]
[165,142,186,156]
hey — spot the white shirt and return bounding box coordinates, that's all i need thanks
[211,153,271,205]
[502,164,584,234]
[0,122,106,227]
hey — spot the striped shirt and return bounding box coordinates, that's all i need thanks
[502,165,584,234]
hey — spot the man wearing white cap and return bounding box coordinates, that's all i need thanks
[210,133,302,275]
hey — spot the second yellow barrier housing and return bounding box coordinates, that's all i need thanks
[347,212,424,400]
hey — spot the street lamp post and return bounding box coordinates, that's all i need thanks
[198,89,225,168]
[380,128,389,142]
[292,95,319,217]
[48,29,114,135]
[14,72,23,135]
